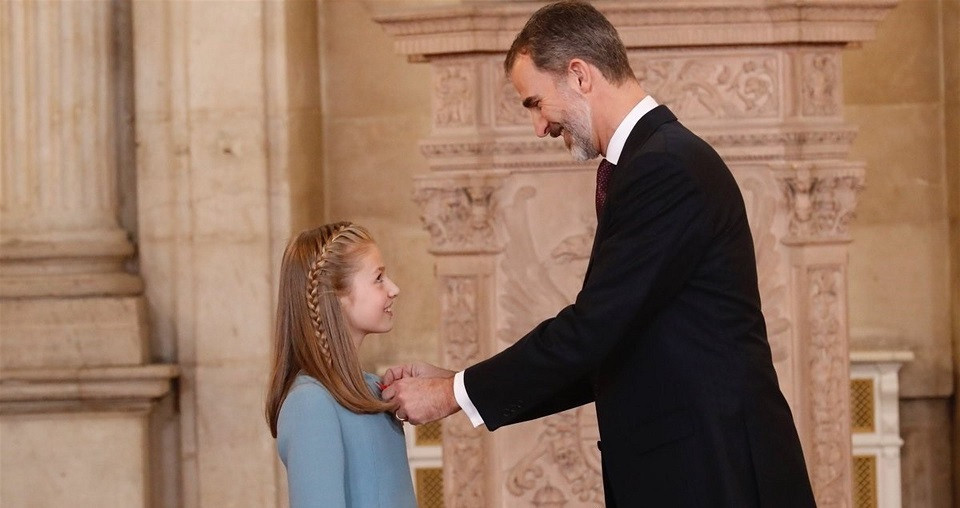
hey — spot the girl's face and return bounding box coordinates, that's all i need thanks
[339,244,400,347]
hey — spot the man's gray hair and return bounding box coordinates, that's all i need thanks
[504,1,634,84]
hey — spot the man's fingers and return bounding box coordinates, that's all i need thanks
[381,382,397,401]
[381,365,410,386]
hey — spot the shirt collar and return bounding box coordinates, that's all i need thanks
[604,95,659,165]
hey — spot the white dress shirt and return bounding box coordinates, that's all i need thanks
[454,95,660,428]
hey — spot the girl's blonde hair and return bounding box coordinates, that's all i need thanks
[265,222,392,438]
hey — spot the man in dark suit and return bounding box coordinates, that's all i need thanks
[383,1,816,506]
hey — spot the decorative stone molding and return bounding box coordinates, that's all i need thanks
[777,163,866,244]
[421,127,860,171]
[807,265,852,508]
[413,173,506,254]
[374,2,898,57]
[0,365,179,414]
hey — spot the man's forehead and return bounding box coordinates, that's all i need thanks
[509,54,548,97]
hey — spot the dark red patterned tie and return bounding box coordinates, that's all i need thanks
[595,158,615,217]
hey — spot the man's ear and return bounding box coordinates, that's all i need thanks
[568,59,593,93]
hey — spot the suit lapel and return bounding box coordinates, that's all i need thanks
[582,105,679,282]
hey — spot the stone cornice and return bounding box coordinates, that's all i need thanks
[375,0,898,58]
[419,124,859,170]
[0,365,179,413]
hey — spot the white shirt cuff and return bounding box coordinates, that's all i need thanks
[454,370,484,428]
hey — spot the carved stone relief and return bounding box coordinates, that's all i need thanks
[413,175,504,254]
[496,76,528,127]
[434,63,476,128]
[507,408,604,507]
[442,277,482,368]
[629,51,780,120]
[807,266,850,508]
[779,165,865,243]
[738,174,791,363]
[441,276,487,507]
[497,185,585,344]
[445,414,487,508]
[801,52,841,117]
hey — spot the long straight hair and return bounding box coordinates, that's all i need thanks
[265,222,392,438]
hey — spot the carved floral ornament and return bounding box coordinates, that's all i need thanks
[412,174,506,254]
[441,276,481,369]
[807,265,850,508]
[440,276,488,507]
[444,415,487,507]
[777,164,865,244]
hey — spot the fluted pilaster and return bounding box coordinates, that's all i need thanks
[0,0,139,298]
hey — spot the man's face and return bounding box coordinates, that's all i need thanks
[510,54,599,161]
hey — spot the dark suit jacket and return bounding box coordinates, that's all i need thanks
[464,106,816,507]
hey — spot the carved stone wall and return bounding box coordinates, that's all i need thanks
[377,2,896,506]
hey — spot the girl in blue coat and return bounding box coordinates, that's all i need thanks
[265,222,417,508]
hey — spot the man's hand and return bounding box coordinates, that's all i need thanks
[380,363,459,425]
[380,361,454,387]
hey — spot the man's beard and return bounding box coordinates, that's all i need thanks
[560,89,599,162]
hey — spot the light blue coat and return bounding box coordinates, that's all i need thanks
[277,373,417,508]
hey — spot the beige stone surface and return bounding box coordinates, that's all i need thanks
[320,0,436,370]
[190,364,277,507]
[846,103,947,225]
[844,0,941,105]
[0,297,149,369]
[849,222,952,397]
[945,0,960,502]
[321,1,430,119]
[844,0,954,401]
[1,412,149,507]
[900,398,953,508]
[192,241,274,364]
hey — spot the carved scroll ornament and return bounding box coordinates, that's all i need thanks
[630,52,780,120]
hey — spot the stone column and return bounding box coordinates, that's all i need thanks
[0,1,176,507]
[376,2,897,507]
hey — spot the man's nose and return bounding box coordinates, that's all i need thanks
[532,113,549,138]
